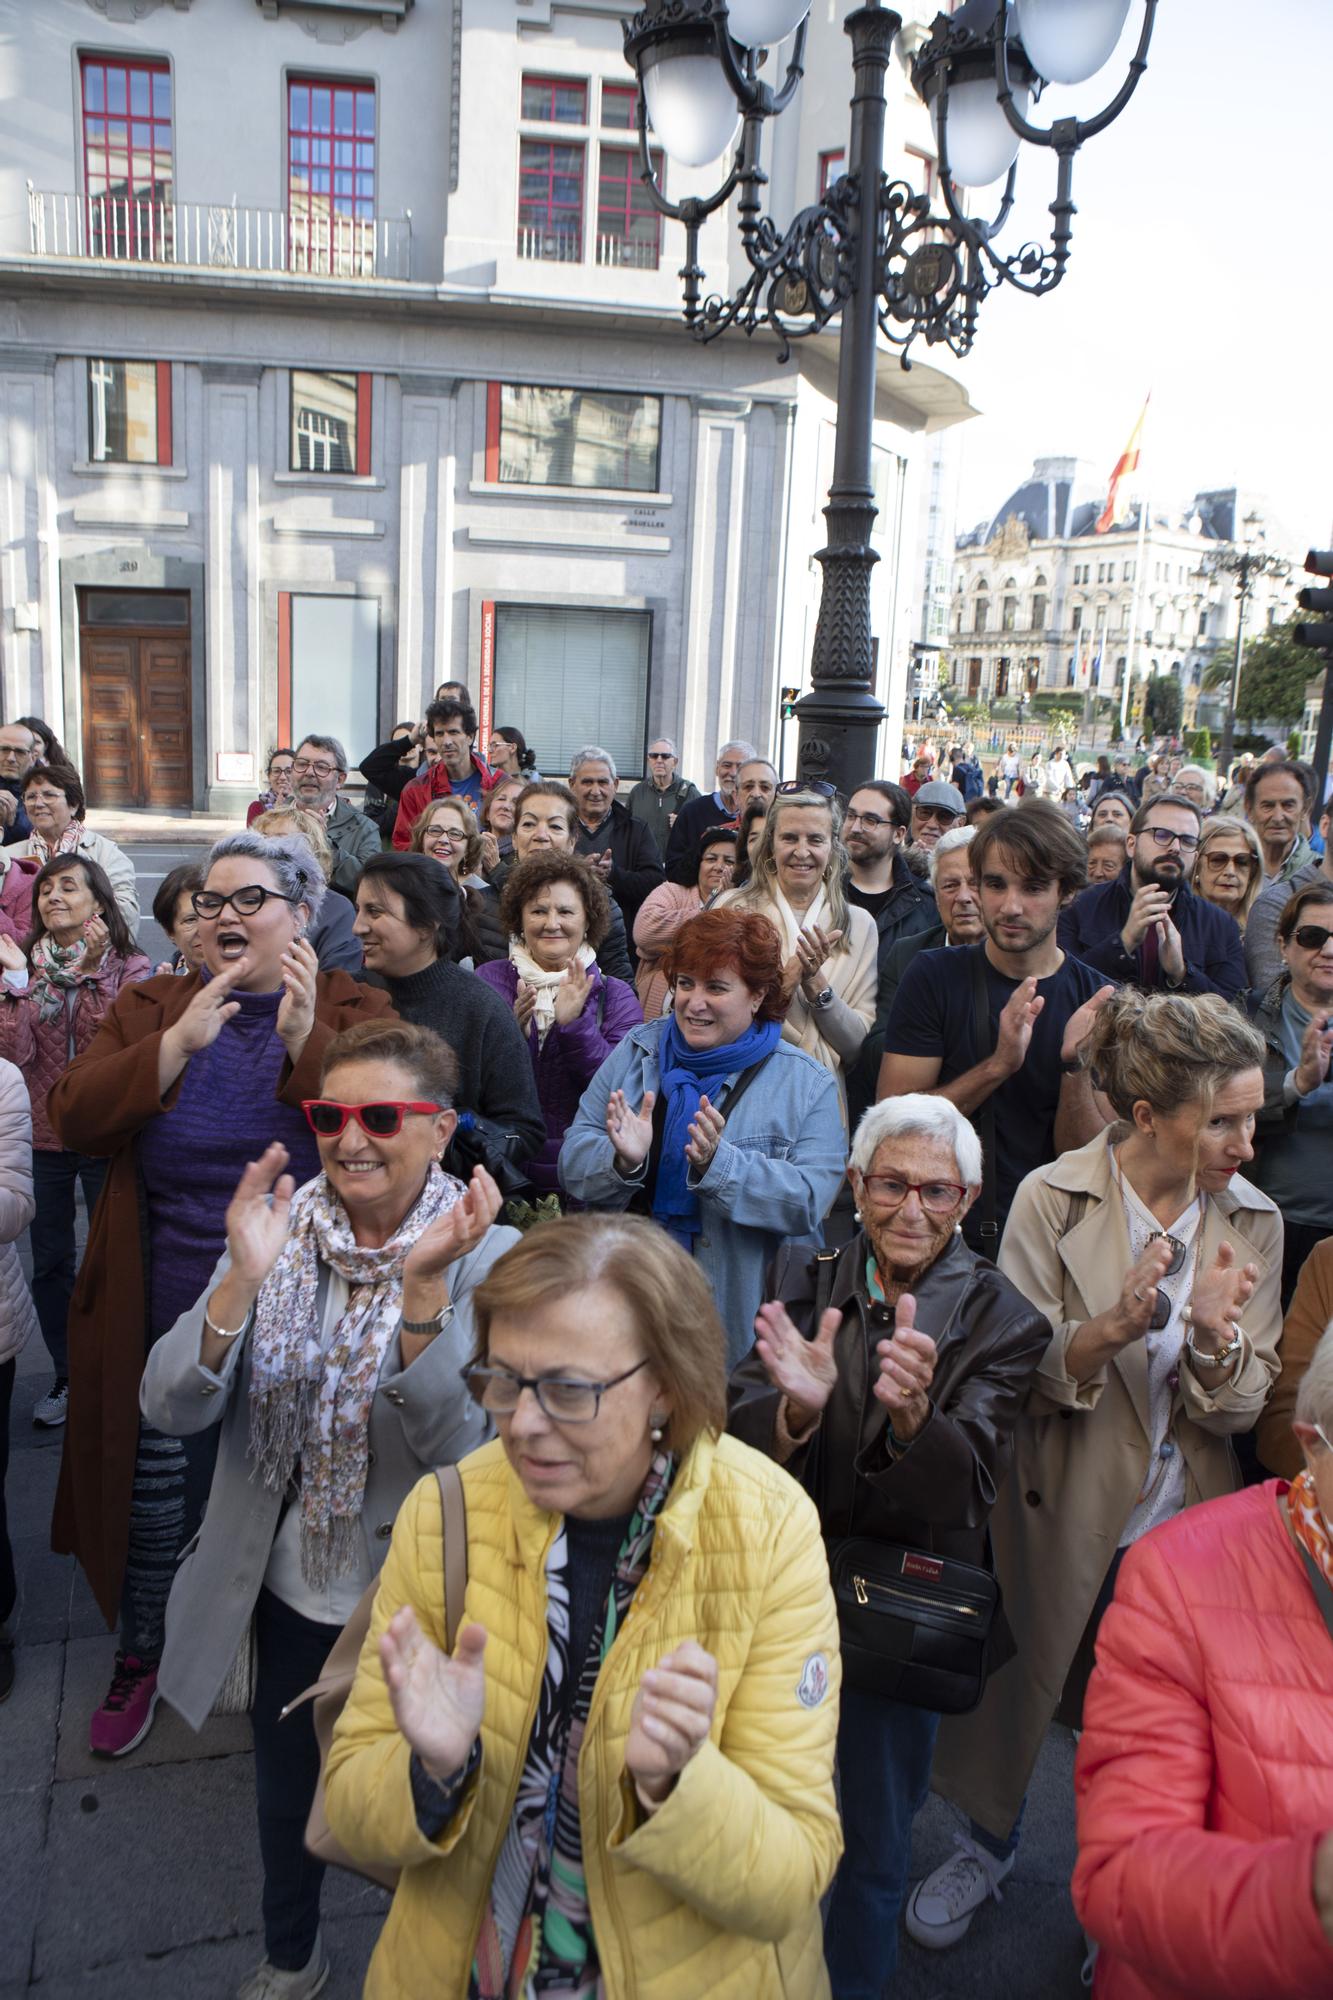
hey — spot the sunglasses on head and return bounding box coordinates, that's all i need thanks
[776,779,838,799]
[1292,925,1333,953]
[302,1099,443,1139]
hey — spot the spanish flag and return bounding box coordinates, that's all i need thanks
[1095,396,1149,535]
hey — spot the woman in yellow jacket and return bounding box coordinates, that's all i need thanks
[325,1212,842,2000]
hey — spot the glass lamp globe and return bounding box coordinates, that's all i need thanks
[1013,0,1131,85]
[642,48,743,168]
[725,0,810,48]
[933,74,1029,187]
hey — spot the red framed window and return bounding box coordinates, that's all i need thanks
[80,55,173,259]
[290,369,371,476]
[601,83,638,129]
[595,146,662,269]
[818,148,845,197]
[87,359,172,465]
[521,74,588,123]
[907,146,938,203]
[518,140,584,261]
[288,76,376,276]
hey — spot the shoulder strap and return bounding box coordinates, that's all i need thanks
[1296,1537,1333,1642]
[1060,1190,1089,1241]
[435,1463,468,1653]
[970,948,999,1259]
[811,1247,840,1326]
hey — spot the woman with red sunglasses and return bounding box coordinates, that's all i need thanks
[140,1017,517,1999]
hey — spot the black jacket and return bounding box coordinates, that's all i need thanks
[843,855,938,1128]
[728,1232,1050,1658]
[573,799,666,932]
[664,792,734,882]
[1057,865,1246,999]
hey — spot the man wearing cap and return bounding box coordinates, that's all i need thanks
[910,778,967,854]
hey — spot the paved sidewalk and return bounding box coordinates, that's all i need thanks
[3,1333,1088,1998]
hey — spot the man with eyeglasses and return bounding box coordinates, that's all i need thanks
[843,781,946,1129]
[909,779,966,855]
[0,721,36,843]
[1058,793,1246,999]
[290,735,381,899]
[626,736,700,859]
[664,738,759,881]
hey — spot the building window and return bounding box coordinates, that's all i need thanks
[1071,605,1083,633]
[1124,560,1135,581]
[80,55,173,259]
[967,658,982,694]
[280,593,379,764]
[521,74,588,123]
[290,370,370,475]
[905,145,937,202]
[596,146,662,269]
[974,596,989,634]
[818,148,845,196]
[1031,593,1047,628]
[288,77,376,276]
[1002,595,1018,633]
[601,83,638,130]
[487,383,661,492]
[495,603,650,780]
[518,138,585,261]
[87,358,172,465]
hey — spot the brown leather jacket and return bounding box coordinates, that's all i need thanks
[728,1231,1050,1575]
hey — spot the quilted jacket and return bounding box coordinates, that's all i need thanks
[0,1058,38,1366]
[1073,1481,1333,1999]
[325,1432,843,2000]
[0,951,152,1150]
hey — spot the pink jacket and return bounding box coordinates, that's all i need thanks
[0,951,153,1150]
[1074,1481,1333,2000]
[0,855,38,945]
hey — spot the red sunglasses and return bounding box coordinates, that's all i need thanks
[302,1099,443,1139]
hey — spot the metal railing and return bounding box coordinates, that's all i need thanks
[594,231,660,270]
[25,186,413,280]
[516,223,582,263]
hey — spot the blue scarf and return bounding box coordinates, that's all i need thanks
[651,1014,781,1245]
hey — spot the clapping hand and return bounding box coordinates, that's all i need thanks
[402,1166,502,1286]
[753,1298,841,1432]
[995,977,1044,1075]
[276,936,319,1059]
[1295,1009,1333,1097]
[1155,914,1185,986]
[625,1640,718,1814]
[81,916,111,967]
[381,1604,488,1785]
[606,1088,655,1173]
[1112,1233,1178,1348]
[514,981,537,1033]
[1060,984,1116,1067]
[1188,1240,1258,1360]
[872,1294,938,1442]
[683,1094,724,1172]
[552,960,592,1026]
[794,924,842,1002]
[0,934,26,976]
[168,960,249,1058]
[223,1142,297,1291]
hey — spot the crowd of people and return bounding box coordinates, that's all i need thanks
[0,696,1330,2000]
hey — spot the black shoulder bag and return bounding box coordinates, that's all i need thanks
[816,1249,1002,1715]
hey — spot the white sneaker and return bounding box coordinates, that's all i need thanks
[904,1833,1014,1950]
[235,1933,329,2000]
[33,1381,68,1428]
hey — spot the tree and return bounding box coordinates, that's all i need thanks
[1204,615,1315,731]
[1187,727,1212,761]
[1143,672,1183,738]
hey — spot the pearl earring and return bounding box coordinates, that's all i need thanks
[650,1415,665,1442]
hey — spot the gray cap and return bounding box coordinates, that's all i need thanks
[913,780,966,815]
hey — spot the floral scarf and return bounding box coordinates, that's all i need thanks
[247,1163,463,1588]
[472,1450,676,1999]
[508,939,597,1050]
[1287,1468,1333,1590]
[28,930,103,1026]
[28,820,84,864]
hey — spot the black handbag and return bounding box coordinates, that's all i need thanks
[446,1111,531,1198]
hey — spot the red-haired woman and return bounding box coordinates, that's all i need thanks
[559,907,847,1363]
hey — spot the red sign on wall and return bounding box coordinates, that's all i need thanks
[479,599,495,742]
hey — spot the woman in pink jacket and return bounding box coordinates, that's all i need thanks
[0,853,150,1427]
[1073,1325,1333,1999]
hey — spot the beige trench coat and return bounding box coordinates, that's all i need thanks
[931,1127,1282,1841]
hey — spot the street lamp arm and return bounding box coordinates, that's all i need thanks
[993,0,1157,150]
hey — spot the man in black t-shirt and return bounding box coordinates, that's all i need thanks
[880,799,1114,1253]
[843,779,938,1129]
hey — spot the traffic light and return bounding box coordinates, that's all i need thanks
[1296,550,1333,652]
[780,686,801,720]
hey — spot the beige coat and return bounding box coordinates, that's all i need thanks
[932,1128,1283,1841]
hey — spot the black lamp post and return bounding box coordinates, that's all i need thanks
[1203,514,1290,777]
[622,0,1156,796]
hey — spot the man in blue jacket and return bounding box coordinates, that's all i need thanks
[1057,792,1246,998]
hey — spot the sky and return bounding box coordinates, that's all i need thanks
[940,0,1331,557]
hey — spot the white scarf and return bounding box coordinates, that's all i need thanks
[760,883,835,959]
[508,937,597,1047]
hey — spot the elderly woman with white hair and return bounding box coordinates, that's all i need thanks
[729,1093,1051,1999]
[1073,1322,1333,1999]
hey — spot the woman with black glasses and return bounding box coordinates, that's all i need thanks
[141,1018,513,1999]
[47,831,394,1762]
[923,988,1282,1960]
[1245,881,1333,1304]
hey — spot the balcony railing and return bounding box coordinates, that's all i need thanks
[25,186,413,280]
[595,231,660,271]
[517,223,582,264]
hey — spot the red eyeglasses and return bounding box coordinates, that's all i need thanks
[302,1099,443,1139]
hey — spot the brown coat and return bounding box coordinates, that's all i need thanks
[48,969,395,1623]
[1258,1234,1333,1478]
[931,1128,1283,1842]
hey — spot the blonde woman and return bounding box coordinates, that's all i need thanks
[720,789,876,1112]
[251,804,362,973]
[1194,814,1265,936]
[411,797,504,965]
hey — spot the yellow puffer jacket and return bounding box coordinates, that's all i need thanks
[325,1431,842,1999]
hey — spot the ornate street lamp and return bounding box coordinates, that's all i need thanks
[622,0,1155,792]
[1201,513,1291,778]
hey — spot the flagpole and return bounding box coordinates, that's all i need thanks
[1120,495,1150,742]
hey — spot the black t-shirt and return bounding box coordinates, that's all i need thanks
[847,884,895,921]
[884,941,1105,1245]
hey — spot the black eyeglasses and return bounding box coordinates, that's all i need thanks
[1145,1231,1186,1331]
[776,779,838,799]
[1292,925,1333,952]
[1142,827,1200,853]
[843,809,896,830]
[192,885,301,919]
[463,1358,648,1425]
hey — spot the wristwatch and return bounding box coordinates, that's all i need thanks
[1059,1055,1083,1077]
[402,1300,456,1338]
[811,986,835,1011]
[1185,1319,1243,1370]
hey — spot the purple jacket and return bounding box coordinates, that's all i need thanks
[474,958,641,1192]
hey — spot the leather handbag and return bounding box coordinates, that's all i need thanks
[826,1535,999,1714]
[283,1463,468,1890]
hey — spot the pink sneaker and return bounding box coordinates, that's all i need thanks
[89,1652,160,1757]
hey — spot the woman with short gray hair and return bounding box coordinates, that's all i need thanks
[729,1092,1050,1996]
[48,831,395,1761]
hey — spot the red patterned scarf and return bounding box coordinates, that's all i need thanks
[1287,1468,1333,1590]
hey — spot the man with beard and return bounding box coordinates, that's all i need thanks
[1058,793,1245,998]
[879,800,1112,1256]
[727,1092,1050,2000]
[843,781,937,1128]
[289,734,381,897]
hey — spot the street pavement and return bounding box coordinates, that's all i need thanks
[2,834,1089,1998]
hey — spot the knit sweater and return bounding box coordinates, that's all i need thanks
[0,949,152,1150]
[357,958,545,1163]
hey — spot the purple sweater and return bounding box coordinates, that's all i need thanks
[473,959,641,1192]
[136,987,323,1338]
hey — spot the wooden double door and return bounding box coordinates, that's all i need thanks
[78,589,192,809]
